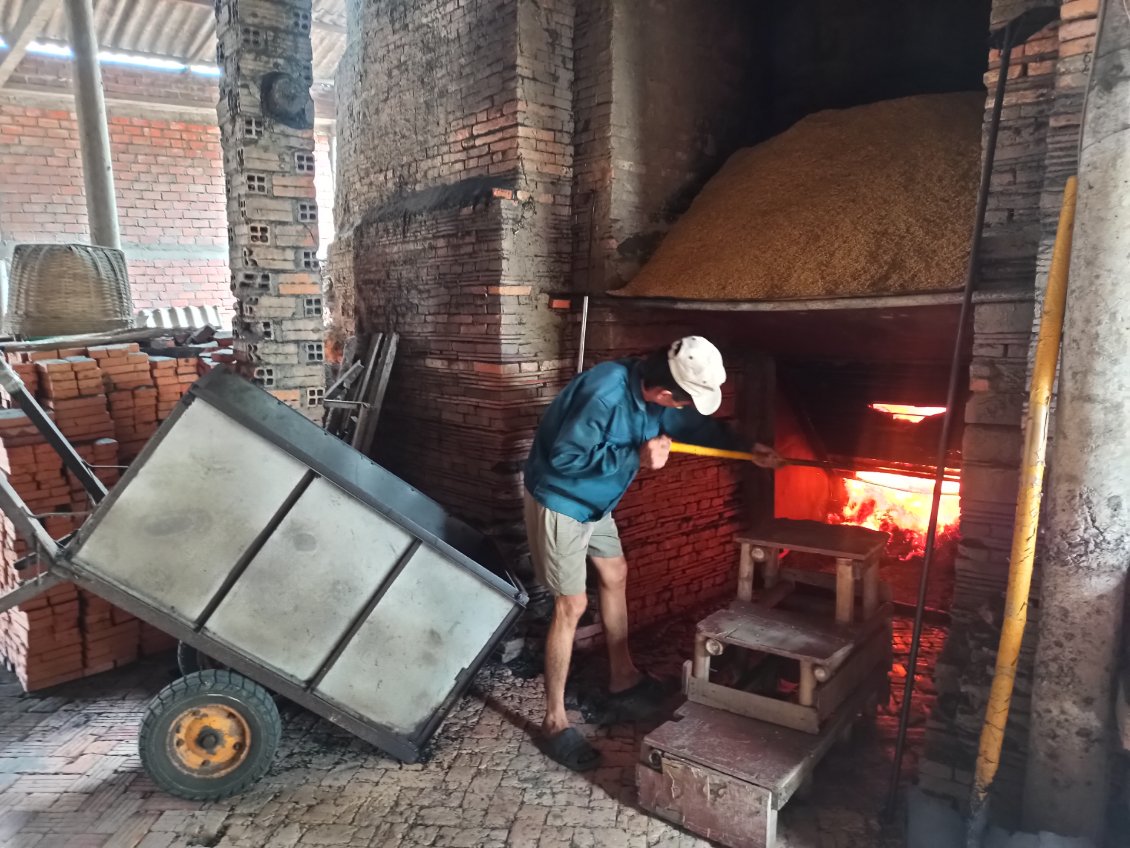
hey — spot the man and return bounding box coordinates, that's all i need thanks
[523,335,781,770]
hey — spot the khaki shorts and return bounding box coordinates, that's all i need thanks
[523,491,623,597]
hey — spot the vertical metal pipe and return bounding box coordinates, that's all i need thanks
[967,177,1076,840]
[576,295,590,375]
[64,0,121,250]
[884,30,1015,815]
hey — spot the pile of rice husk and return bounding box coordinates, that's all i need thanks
[614,92,984,301]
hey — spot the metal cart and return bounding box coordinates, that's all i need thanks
[0,366,526,799]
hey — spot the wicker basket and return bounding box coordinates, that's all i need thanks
[5,244,134,338]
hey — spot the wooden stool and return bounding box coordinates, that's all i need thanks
[688,600,891,733]
[736,519,888,624]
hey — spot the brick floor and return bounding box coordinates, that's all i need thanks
[0,611,940,847]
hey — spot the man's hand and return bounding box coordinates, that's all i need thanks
[641,435,672,471]
[750,443,785,469]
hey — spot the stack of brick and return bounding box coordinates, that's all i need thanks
[0,408,85,690]
[37,357,116,445]
[92,344,159,462]
[150,356,198,421]
[66,439,120,514]
[79,591,141,678]
[0,342,204,690]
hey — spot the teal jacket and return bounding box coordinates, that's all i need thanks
[523,358,742,522]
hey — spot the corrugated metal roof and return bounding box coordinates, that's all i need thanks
[1,0,345,81]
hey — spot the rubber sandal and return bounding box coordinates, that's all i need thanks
[607,674,666,702]
[539,726,602,772]
[604,675,669,722]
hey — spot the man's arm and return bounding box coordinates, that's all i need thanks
[661,408,783,468]
[549,395,637,477]
[660,407,743,452]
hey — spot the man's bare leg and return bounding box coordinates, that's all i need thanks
[592,555,642,694]
[542,592,587,735]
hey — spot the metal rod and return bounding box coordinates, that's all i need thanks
[576,295,590,375]
[0,572,66,616]
[668,441,961,482]
[884,27,1016,816]
[64,0,121,250]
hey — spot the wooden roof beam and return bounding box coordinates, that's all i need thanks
[0,0,65,89]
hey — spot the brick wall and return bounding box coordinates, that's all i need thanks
[329,0,577,593]
[1,56,335,323]
[0,104,228,311]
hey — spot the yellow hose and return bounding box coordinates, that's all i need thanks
[971,176,1077,811]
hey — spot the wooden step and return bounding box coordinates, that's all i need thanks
[737,518,888,561]
[697,600,890,667]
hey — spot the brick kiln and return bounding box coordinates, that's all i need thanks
[331,0,1099,832]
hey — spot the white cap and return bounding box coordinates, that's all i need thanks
[668,336,726,415]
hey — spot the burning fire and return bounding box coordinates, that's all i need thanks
[869,403,947,423]
[832,470,961,560]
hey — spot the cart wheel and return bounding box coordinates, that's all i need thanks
[176,641,227,676]
[139,670,280,800]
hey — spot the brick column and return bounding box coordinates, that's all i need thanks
[215,0,325,414]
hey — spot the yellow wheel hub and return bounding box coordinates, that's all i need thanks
[168,704,251,778]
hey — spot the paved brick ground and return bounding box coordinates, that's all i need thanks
[0,612,940,847]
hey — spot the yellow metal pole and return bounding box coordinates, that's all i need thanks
[970,176,1077,815]
[669,442,756,462]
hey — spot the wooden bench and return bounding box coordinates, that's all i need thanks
[736,519,888,624]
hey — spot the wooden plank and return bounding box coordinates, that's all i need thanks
[764,546,781,588]
[778,566,893,603]
[738,542,754,602]
[756,580,795,609]
[736,518,888,560]
[685,672,821,734]
[697,603,861,666]
[348,333,383,449]
[354,333,398,454]
[816,627,891,721]
[638,752,777,848]
[693,633,710,679]
[862,559,880,620]
[798,662,816,707]
[835,558,854,624]
[0,0,64,89]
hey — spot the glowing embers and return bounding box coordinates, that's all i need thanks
[831,470,960,560]
[869,403,947,423]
